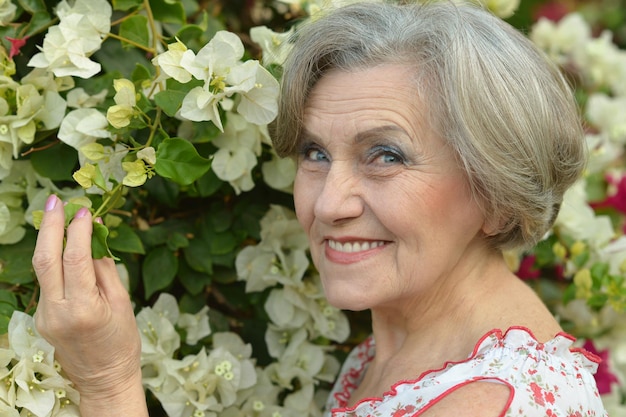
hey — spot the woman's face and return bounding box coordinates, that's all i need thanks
[294,64,491,312]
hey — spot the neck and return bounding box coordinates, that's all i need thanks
[368,248,512,365]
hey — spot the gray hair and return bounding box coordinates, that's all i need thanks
[272,1,586,250]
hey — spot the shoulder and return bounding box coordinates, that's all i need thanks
[419,380,511,417]
[326,328,608,417]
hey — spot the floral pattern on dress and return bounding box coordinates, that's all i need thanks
[324,327,608,417]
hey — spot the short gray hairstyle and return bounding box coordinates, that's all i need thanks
[272,1,586,250]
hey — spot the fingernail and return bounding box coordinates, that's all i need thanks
[95,217,103,224]
[45,195,57,212]
[75,207,90,219]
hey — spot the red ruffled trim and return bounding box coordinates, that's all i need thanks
[331,326,602,415]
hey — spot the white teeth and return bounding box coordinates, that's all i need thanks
[328,240,385,253]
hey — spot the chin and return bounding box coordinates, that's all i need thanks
[323,289,373,312]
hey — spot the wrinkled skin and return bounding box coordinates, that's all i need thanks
[32,194,148,416]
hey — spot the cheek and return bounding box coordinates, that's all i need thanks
[293,171,314,230]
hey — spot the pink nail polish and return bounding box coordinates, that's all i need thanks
[45,195,57,212]
[75,207,89,218]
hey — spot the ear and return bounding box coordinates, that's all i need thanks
[481,215,501,237]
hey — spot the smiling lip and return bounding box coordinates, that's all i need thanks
[325,238,388,264]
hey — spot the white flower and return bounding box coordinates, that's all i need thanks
[77,143,129,194]
[0,0,17,26]
[0,77,66,159]
[136,304,181,362]
[483,0,520,18]
[265,288,310,330]
[585,133,623,175]
[152,39,192,83]
[576,30,626,94]
[177,306,211,345]
[28,0,112,78]
[555,180,614,249]
[6,311,79,417]
[0,0,16,26]
[211,113,269,194]
[58,108,110,150]
[530,13,591,64]
[66,87,108,108]
[586,94,626,143]
[598,236,626,276]
[262,151,296,192]
[249,26,294,66]
[259,205,309,251]
[265,330,326,387]
[236,63,280,126]
[178,31,279,130]
[137,146,156,165]
[0,201,25,244]
[0,141,12,179]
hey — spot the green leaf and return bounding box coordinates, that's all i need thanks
[154,89,186,117]
[108,223,146,254]
[183,238,213,274]
[143,175,180,207]
[178,260,210,295]
[0,291,17,309]
[18,0,47,14]
[154,138,212,186]
[142,246,178,299]
[210,231,237,255]
[166,232,189,251]
[590,262,609,282]
[112,0,143,11]
[196,168,222,197]
[132,64,153,83]
[0,315,10,335]
[25,11,53,37]
[0,228,36,285]
[94,40,150,76]
[149,0,186,24]
[30,142,77,181]
[92,222,117,259]
[210,206,233,233]
[119,15,150,50]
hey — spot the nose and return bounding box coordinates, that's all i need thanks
[313,162,364,225]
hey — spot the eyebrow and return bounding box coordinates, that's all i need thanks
[354,125,411,143]
[300,124,411,144]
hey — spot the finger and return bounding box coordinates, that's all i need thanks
[32,195,66,301]
[93,257,129,304]
[63,207,98,300]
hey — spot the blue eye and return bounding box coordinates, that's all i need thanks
[381,153,400,164]
[300,144,329,162]
[370,145,405,165]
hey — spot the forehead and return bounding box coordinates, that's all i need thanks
[302,64,432,143]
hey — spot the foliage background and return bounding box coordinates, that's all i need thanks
[0,0,624,416]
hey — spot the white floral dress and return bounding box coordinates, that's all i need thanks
[325,327,608,417]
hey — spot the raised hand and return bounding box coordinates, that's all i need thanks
[32,194,148,416]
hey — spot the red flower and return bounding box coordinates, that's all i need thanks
[5,36,28,59]
[392,405,416,417]
[516,255,541,280]
[530,382,545,406]
[534,1,571,21]
[583,340,620,395]
[545,391,556,404]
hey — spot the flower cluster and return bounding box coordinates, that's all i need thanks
[236,205,348,415]
[0,0,624,416]
[0,312,79,417]
[28,0,112,79]
[523,8,626,413]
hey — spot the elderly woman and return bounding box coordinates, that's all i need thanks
[33,1,607,416]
